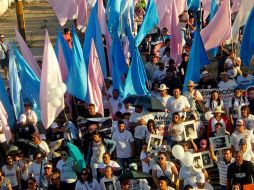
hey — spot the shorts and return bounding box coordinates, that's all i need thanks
[0,58,8,69]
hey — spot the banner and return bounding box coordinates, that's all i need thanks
[198,88,234,108]
[151,112,171,136]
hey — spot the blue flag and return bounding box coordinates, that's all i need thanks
[83,2,107,78]
[240,6,254,66]
[66,26,88,101]
[0,76,15,127]
[135,0,159,46]
[123,21,149,99]
[15,47,41,121]
[187,0,200,10]
[183,30,210,91]
[9,43,23,119]
[55,31,72,70]
[120,0,135,34]
[209,0,219,57]
[110,31,128,96]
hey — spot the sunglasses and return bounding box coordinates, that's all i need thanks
[61,154,67,156]
[158,157,164,160]
[36,156,42,159]
[81,173,88,176]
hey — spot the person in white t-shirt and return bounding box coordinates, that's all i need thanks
[31,133,50,156]
[239,138,254,164]
[140,143,155,174]
[28,152,46,183]
[218,72,238,89]
[112,120,134,169]
[166,87,191,119]
[109,89,122,115]
[153,61,167,83]
[192,172,213,190]
[100,166,119,190]
[157,84,171,108]
[237,67,254,90]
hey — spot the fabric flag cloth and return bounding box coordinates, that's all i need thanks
[200,0,231,50]
[87,40,104,115]
[240,6,254,66]
[208,0,219,57]
[48,0,78,26]
[66,26,87,101]
[77,0,88,30]
[120,0,135,33]
[123,20,149,99]
[15,47,41,121]
[55,31,72,81]
[187,0,201,10]
[9,43,23,119]
[0,101,12,142]
[15,28,41,79]
[98,0,107,35]
[83,1,107,78]
[202,0,211,21]
[135,0,159,46]
[0,76,15,128]
[229,0,254,43]
[175,0,188,15]
[110,30,128,96]
[183,30,210,91]
[40,30,64,129]
[231,0,242,13]
[170,0,183,64]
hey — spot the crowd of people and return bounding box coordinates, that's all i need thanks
[1,0,254,190]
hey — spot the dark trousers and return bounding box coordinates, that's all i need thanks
[60,181,76,190]
[0,141,8,167]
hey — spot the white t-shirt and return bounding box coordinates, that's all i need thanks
[75,178,101,190]
[228,96,249,118]
[183,90,203,111]
[169,123,185,142]
[140,152,152,173]
[192,182,214,190]
[179,166,201,187]
[56,158,77,183]
[112,130,134,158]
[100,176,118,190]
[109,97,122,115]
[119,106,135,114]
[237,74,254,89]
[129,110,154,124]
[231,130,254,151]
[243,149,254,164]
[153,68,166,82]
[2,164,19,187]
[157,95,171,108]
[153,161,175,179]
[205,100,224,111]
[218,80,238,89]
[97,160,120,169]
[166,96,190,117]
[39,141,50,154]
[134,125,148,139]
[28,161,45,183]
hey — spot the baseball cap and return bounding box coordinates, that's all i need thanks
[44,162,52,168]
[239,138,247,145]
[236,119,244,125]
[19,114,27,123]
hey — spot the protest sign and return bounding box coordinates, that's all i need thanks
[151,112,171,136]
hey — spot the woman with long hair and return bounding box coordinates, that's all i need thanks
[75,168,100,190]
[2,155,20,190]
[205,90,224,112]
[145,119,159,143]
[0,169,12,190]
[168,112,185,145]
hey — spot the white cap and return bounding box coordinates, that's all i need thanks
[51,122,59,129]
[0,34,5,38]
[19,114,27,123]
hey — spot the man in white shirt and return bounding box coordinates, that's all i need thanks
[112,120,134,169]
[109,89,122,115]
[166,87,191,119]
[153,60,167,83]
[237,67,254,90]
[218,72,238,89]
[157,84,171,108]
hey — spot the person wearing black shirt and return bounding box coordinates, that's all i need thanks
[161,70,182,96]
[247,87,254,115]
[84,103,103,118]
[178,53,189,84]
[12,114,35,141]
[197,70,217,89]
[227,151,254,189]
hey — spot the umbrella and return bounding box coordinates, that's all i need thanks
[14,139,47,157]
[66,142,86,173]
[119,170,151,180]
[124,95,165,112]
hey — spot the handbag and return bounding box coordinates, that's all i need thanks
[194,90,206,113]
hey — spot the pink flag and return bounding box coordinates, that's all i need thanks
[98,0,107,35]
[40,30,65,129]
[231,0,242,13]
[200,0,231,50]
[0,101,11,142]
[105,28,113,76]
[88,40,104,116]
[56,40,68,81]
[170,0,182,63]
[49,0,78,26]
[15,28,41,79]
[77,0,88,30]
[155,0,172,34]
[202,0,211,20]
[175,0,188,15]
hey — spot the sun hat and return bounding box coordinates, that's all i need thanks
[213,106,224,114]
[236,119,244,125]
[158,84,169,91]
[0,34,5,38]
[186,80,198,87]
[44,162,53,168]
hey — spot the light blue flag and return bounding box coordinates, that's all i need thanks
[0,76,15,128]
[9,43,23,119]
[240,6,254,66]
[120,0,135,34]
[209,0,219,57]
[187,0,200,10]
[135,0,159,46]
[83,2,107,78]
[110,30,128,96]
[15,46,41,121]
[183,30,210,92]
[66,26,87,101]
[55,31,72,70]
[106,0,123,35]
[123,20,149,99]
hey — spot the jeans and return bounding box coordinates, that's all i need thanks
[117,157,133,171]
[220,185,227,190]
